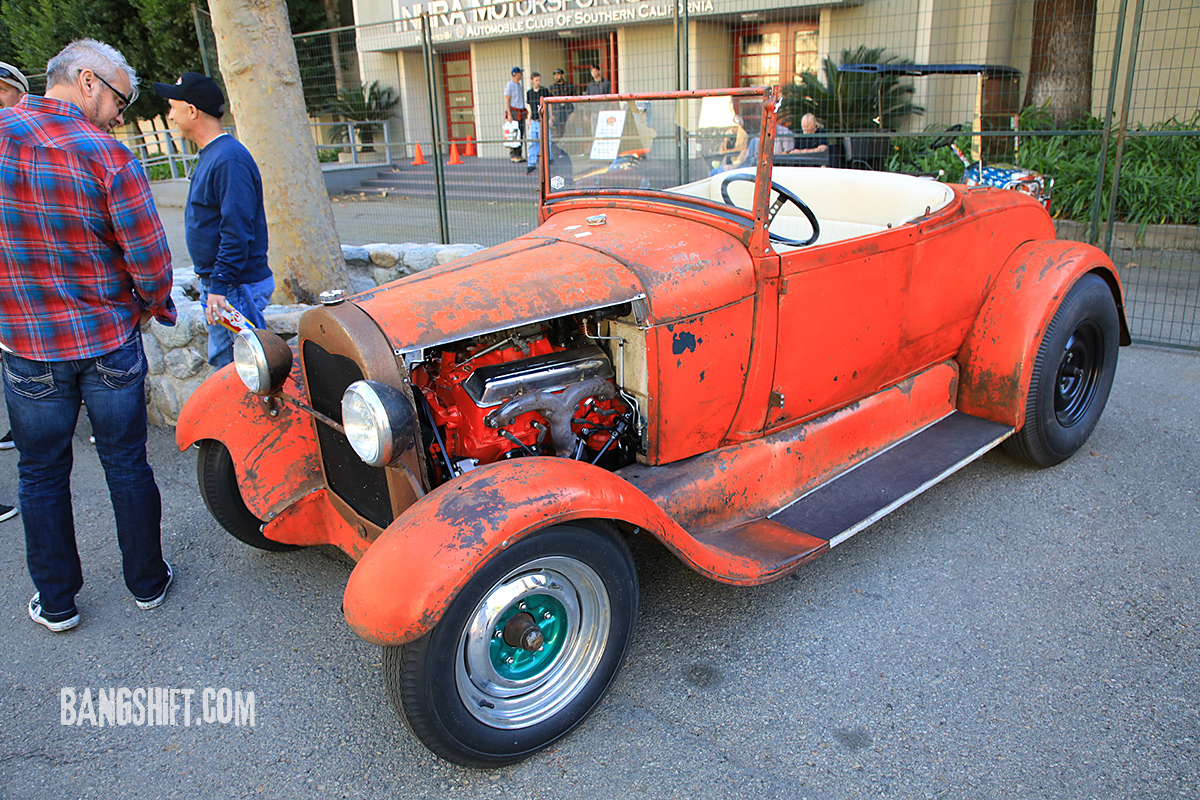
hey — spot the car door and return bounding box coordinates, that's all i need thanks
[765,226,919,431]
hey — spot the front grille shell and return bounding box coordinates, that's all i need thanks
[298,302,425,538]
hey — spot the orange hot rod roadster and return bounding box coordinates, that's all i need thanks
[177,88,1128,766]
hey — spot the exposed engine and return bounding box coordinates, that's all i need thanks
[408,306,642,486]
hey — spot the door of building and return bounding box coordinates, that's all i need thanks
[567,34,617,94]
[441,51,476,150]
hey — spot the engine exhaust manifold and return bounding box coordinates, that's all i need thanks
[484,378,617,457]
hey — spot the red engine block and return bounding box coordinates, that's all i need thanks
[412,337,626,471]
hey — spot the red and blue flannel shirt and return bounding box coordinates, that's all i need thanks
[0,95,176,362]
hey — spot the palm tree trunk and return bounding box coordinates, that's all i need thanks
[1024,0,1097,125]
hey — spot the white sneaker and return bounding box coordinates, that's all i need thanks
[135,562,173,610]
[29,593,80,632]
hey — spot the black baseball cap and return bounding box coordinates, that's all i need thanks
[153,72,226,118]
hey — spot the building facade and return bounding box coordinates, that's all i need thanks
[346,0,1198,158]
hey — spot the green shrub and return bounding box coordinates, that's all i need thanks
[782,46,923,132]
[888,108,1200,227]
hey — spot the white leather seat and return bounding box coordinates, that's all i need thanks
[669,167,955,248]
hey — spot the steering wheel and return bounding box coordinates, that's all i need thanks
[929,123,965,150]
[719,172,820,247]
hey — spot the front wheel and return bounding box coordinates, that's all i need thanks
[384,522,638,767]
[197,440,299,552]
[1003,273,1120,467]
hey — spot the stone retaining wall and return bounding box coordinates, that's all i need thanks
[144,242,483,426]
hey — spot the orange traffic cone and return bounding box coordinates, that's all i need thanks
[411,142,427,166]
[463,138,477,157]
[448,141,463,165]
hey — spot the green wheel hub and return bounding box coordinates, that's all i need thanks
[489,595,568,680]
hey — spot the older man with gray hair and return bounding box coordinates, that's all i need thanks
[0,39,177,632]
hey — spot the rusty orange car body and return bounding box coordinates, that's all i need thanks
[177,87,1127,766]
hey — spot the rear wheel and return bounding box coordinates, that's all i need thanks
[384,522,638,767]
[1003,273,1120,467]
[197,440,299,551]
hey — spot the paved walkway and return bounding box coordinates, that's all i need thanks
[0,344,1196,798]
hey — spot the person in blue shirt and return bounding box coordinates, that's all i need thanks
[154,73,273,368]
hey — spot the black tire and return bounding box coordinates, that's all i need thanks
[197,440,299,552]
[384,521,638,767]
[1003,273,1120,467]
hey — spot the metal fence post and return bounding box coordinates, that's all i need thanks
[1087,0,1130,247]
[421,12,450,245]
[1104,0,1147,254]
[191,3,214,78]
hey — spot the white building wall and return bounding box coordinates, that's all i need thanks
[472,38,525,159]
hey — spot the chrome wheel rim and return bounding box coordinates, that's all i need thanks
[456,556,610,729]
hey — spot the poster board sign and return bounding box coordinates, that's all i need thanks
[589,109,627,161]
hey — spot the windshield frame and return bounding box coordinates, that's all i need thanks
[537,86,780,250]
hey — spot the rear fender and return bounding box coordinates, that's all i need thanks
[957,240,1129,428]
[343,458,741,646]
[175,363,323,520]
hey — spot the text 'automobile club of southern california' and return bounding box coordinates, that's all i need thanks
[352,0,835,159]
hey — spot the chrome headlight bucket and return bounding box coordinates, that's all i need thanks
[233,329,294,396]
[341,380,418,467]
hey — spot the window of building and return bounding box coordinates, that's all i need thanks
[735,21,819,88]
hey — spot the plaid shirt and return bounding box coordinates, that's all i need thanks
[0,95,176,362]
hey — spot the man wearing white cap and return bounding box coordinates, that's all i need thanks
[0,61,28,108]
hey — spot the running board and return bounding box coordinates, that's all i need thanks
[694,412,1012,578]
[771,411,1013,547]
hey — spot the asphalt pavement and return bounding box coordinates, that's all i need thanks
[0,342,1195,799]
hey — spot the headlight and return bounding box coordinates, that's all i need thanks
[341,380,417,467]
[233,329,294,396]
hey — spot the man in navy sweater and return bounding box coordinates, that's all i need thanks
[154,73,273,368]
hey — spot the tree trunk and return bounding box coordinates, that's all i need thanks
[206,0,348,304]
[1024,0,1098,126]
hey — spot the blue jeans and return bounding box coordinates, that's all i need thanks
[3,327,167,616]
[200,275,275,369]
[527,120,542,168]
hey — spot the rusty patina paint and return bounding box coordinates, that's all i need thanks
[342,360,959,646]
[958,241,1127,428]
[625,360,960,535]
[261,487,371,557]
[176,364,325,523]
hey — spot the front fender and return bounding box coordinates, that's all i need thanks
[175,363,323,520]
[957,240,1129,428]
[343,457,749,646]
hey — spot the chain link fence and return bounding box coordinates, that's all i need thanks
[188,0,1197,349]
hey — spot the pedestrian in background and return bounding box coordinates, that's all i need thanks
[0,60,28,109]
[525,71,551,174]
[0,60,28,485]
[0,39,177,632]
[586,65,611,96]
[154,73,273,368]
[548,68,575,139]
[504,66,526,163]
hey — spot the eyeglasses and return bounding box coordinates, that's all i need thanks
[0,67,27,92]
[82,69,137,112]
